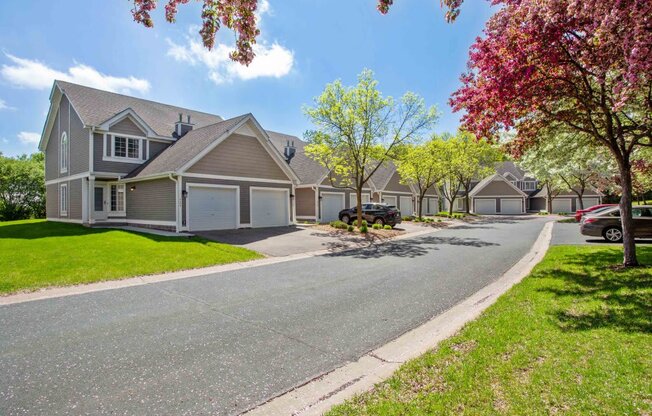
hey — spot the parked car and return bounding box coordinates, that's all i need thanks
[580,205,652,242]
[339,203,402,227]
[575,203,617,221]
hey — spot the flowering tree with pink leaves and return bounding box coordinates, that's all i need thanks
[131,0,461,65]
[450,0,652,266]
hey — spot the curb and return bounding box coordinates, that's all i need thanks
[243,221,555,416]
[0,224,450,307]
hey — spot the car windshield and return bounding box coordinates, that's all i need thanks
[589,206,613,215]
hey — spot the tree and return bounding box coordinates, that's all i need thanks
[450,0,652,267]
[304,69,438,227]
[519,151,566,213]
[454,132,503,213]
[436,135,465,216]
[0,153,45,221]
[396,140,446,220]
[131,0,461,65]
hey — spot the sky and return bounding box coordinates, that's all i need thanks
[0,0,496,157]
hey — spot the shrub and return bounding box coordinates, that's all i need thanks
[330,220,348,230]
[402,216,412,221]
[361,220,368,227]
[372,223,383,230]
[538,210,549,215]
[436,211,451,218]
[347,225,354,231]
[360,224,368,233]
[437,219,442,223]
[383,225,393,230]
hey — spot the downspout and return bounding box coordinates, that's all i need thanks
[169,173,180,233]
[312,185,318,223]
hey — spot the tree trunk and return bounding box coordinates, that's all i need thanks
[572,188,584,211]
[449,198,454,216]
[617,162,638,267]
[418,192,425,220]
[356,187,363,228]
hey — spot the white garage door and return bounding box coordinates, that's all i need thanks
[475,199,496,214]
[425,197,438,215]
[501,199,522,214]
[321,193,344,222]
[400,196,414,215]
[551,198,572,213]
[581,197,600,209]
[349,193,371,209]
[188,185,238,231]
[383,195,397,207]
[251,188,289,228]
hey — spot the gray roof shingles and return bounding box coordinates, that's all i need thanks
[266,131,328,185]
[57,80,223,137]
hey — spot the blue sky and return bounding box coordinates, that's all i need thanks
[0,0,495,157]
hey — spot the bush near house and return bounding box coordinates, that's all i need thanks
[328,245,652,415]
[0,153,45,221]
[330,220,349,230]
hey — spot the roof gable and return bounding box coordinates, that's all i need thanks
[470,173,528,197]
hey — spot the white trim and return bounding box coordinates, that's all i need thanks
[186,182,240,231]
[88,128,94,175]
[319,191,346,222]
[59,183,68,216]
[46,217,83,224]
[104,134,146,163]
[98,109,154,137]
[472,195,527,198]
[102,219,176,226]
[297,215,317,220]
[502,172,518,181]
[249,186,291,227]
[60,131,68,173]
[108,183,126,216]
[349,192,371,208]
[380,190,414,195]
[498,198,525,214]
[183,172,292,185]
[39,84,62,151]
[46,172,90,185]
[291,184,297,224]
[81,180,88,224]
[239,223,252,228]
[318,185,373,191]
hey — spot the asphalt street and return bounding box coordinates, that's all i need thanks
[1,216,549,415]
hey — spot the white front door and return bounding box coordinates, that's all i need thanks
[400,196,414,216]
[251,188,289,228]
[321,193,344,222]
[93,185,107,221]
[475,199,496,214]
[500,199,522,214]
[349,193,371,209]
[551,198,572,214]
[188,185,238,231]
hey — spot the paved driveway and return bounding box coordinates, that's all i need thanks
[1,216,548,415]
[196,222,433,257]
[552,222,652,245]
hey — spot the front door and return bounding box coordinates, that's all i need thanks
[93,186,107,221]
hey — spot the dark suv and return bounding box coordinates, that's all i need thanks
[338,203,402,227]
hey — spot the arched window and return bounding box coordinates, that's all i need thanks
[60,132,68,172]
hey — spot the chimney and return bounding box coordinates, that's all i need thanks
[284,140,296,163]
[175,113,194,138]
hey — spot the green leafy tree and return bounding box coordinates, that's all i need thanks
[519,149,566,213]
[0,152,45,221]
[396,139,446,220]
[304,69,438,226]
[437,134,465,216]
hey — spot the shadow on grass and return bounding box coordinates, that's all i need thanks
[537,248,652,334]
[326,235,500,259]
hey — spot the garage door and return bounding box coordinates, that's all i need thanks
[475,199,496,214]
[188,186,238,231]
[425,197,438,215]
[383,195,397,207]
[501,199,522,214]
[321,193,344,222]
[251,188,289,228]
[581,197,600,209]
[551,198,572,213]
[349,193,371,209]
[400,196,414,215]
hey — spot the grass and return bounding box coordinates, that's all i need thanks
[328,245,652,415]
[557,218,578,223]
[0,219,262,295]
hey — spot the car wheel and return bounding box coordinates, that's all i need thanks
[374,218,385,226]
[341,214,350,224]
[603,226,623,243]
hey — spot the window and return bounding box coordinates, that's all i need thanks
[60,132,68,172]
[60,184,68,215]
[523,181,536,191]
[110,184,125,213]
[112,135,142,161]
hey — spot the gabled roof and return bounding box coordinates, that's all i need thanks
[266,131,328,185]
[369,161,397,191]
[45,80,223,142]
[530,186,603,198]
[469,173,529,197]
[125,115,249,179]
[496,161,527,181]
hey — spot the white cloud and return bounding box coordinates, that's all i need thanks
[1,54,150,94]
[0,98,15,110]
[166,0,293,84]
[17,131,40,145]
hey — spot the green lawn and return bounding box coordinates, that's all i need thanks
[0,220,262,295]
[328,245,652,415]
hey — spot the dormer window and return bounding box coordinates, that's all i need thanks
[109,134,145,162]
[60,132,68,173]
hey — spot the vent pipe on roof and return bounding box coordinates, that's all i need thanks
[175,113,195,139]
[284,140,296,163]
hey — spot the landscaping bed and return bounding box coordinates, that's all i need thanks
[0,220,262,295]
[327,245,652,415]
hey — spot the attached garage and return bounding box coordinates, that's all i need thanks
[551,198,572,213]
[500,199,523,214]
[424,197,438,215]
[321,192,345,222]
[581,197,600,209]
[349,193,371,209]
[400,196,414,216]
[382,195,397,207]
[475,199,497,214]
[251,187,289,228]
[187,184,238,231]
